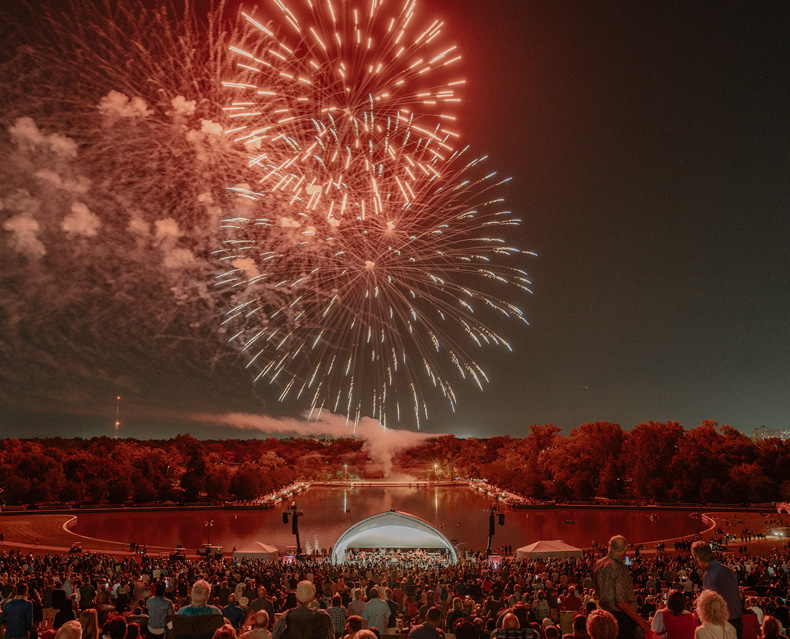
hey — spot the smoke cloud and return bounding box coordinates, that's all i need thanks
[191,412,441,477]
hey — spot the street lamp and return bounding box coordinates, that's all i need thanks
[205,519,214,545]
[282,502,303,556]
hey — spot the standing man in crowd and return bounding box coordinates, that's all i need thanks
[361,587,390,631]
[692,541,742,639]
[408,607,444,639]
[593,535,651,639]
[250,587,275,629]
[146,582,175,637]
[0,583,33,639]
[271,581,333,639]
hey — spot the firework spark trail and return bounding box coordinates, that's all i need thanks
[223,0,463,217]
[225,0,463,142]
[214,0,534,429]
[0,0,291,417]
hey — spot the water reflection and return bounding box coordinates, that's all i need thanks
[69,486,704,553]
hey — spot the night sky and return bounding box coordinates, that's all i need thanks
[0,0,787,440]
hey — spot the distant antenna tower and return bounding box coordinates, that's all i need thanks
[114,395,121,439]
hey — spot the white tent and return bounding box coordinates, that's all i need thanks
[516,539,583,559]
[232,542,278,561]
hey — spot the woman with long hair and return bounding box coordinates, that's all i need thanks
[651,590,697,639]
[761,616,788,639]
[78,609,99,639]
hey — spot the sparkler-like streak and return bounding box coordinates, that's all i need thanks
[217,0,533,428]
[0,0,273,414]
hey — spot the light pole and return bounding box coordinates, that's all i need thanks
[205,519,214,545]
[282,502,303,556]
[114,395,121,439]
[486,505,505,556]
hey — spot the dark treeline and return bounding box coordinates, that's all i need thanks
[0,434,366,506]
[0,420,788,506]
[398,421,790,504]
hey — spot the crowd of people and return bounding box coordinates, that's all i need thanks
[1,537,790,639]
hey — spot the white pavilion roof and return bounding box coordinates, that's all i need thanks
[331,511,458,564]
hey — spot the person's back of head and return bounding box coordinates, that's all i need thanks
[212,624,237,639]
[296,581,316,605]
[425,607,442,626]
[191,580,212,607]
[107,616,128,639]
[666,590,686,616]
[455,620,477,639]
[691,542,714,566]
[127,623,140,639]
[607,537,627,556]
[572,615,588,635]
[696,590,728,626]
[55,621,83,639]
[546,628,559,639]
[512,603,529,628]
[347,616,363,634]
[763,616,781,639]
[16,582,28,596]
[502,614,520,629]
[155,583,166,598]
[254,612,269,629]
[586,610,618,639]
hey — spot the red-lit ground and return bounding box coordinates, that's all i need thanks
[0,510,787,558]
